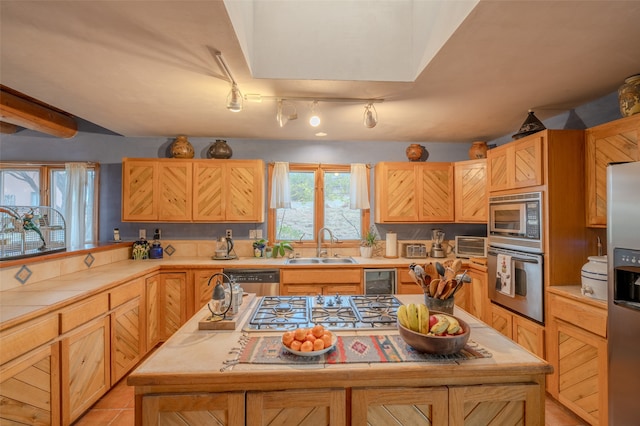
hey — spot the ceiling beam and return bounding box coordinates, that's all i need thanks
[0,87,78,138]
[0,121,18,134]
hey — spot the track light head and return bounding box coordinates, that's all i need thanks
[226,84,243,112]
[364,103,378,128]
[309,101,321,127]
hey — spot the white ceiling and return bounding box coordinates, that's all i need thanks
[1,0,639,143]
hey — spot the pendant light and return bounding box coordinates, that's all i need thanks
[363,103,378,128]
[227,83,243,113]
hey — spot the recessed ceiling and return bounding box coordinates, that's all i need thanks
[1,0,639,142]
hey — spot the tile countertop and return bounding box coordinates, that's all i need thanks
[128,294,551,385]
[0,255,471,329]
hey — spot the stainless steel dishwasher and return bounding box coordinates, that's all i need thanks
[222,268,280,296]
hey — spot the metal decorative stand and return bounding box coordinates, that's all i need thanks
[0,206,66,260]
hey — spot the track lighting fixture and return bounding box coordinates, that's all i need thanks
[276,99,298,127]
[363,103,378,128]
[309,101,321,127]
[215,52,243,113]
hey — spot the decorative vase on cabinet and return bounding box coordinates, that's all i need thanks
[170,135,194,159]
[618,74,640,117]
[207,139,233,159]
[406,144,424,161]
[468,141,488,159]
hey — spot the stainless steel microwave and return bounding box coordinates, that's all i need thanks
[488,191,543,253]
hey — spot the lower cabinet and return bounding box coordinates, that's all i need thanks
[397,268,424,294]
[280,268,362,295]
[191,268,223,316]
[490,303,545,359]
[0,342,60,425]
[547,291,608,425]
[141,392,245,425]
[159,271,188,340]
[110,278,145,385]
[352,386,448,425]
[247,389,346,425]
[145,273,161,351]
[60,315,111,424]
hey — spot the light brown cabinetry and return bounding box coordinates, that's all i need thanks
[159,272,188,340]
[191,268,222,317]
[122,158,193,221]
[0,334,60,425]
[397,268,424,294]
[280,268,362,295]
[547,291,607,425]
[489,302,544,358]
[109,278,145,385]
[454,159,487,222]
[145,273,161,351]
[375,162,454,222]
[466,265,488,323]
[585,114,640,227]
[247,389,346,425]
[141,392,245,425]
[122,158,265,222]
[487,135,543,192]
[60,314,110,424]
[193,160,265,222]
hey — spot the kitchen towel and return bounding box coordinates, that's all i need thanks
[496,254,514,297]
[232,335,491,366]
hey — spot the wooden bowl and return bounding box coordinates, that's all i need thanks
[397,311,470,355]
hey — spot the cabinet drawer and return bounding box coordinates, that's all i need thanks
[548,293,607,338]
[110,278,143,308]
[0,314,58,365]
[282,268,361,284]
[60,293,109,334]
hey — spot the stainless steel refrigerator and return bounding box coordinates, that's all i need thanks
[607,161,640,425]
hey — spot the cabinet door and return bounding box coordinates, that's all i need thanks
[145,274,161,351]
[454,159,487,222]
[487,144,510,192]
[110,297,143,385]
[351,386,448,426]
[193,161,225,221]
[585,115,640,227]
[226,160,265,222]
[397,269,424,294]
[551,320,607,425]
[467,268,488,323]
[0,343,60,426]
[60,315,110,425]
[158,161,192,221]
[247,389,346,426]
[160,272,188,339]
[448,383,542,425]
[192,269,223,315]
[489,303,513,339]
[513,315,545,359]
[418,163,454,222]
[122,159,158,221]
[374,162,419,222]
[142,392,245,425]
[512,136,543,189]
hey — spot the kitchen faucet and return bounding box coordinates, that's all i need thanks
[317,227,335,257]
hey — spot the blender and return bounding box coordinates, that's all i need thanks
[430,229,446,258]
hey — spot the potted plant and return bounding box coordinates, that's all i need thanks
[360,226,378,258]
[252,238,268,257]
[271,241,293,258]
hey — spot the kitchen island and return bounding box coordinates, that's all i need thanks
[128,294,552,425]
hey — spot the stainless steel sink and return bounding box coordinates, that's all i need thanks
[286,257,357,265]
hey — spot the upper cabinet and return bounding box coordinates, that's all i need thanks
[375,162,453,223]
[487,136,543,192]
[454,159,487,223]
[122,158,264,222]
[585,115,640,227]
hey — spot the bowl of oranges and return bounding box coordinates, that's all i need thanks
[281,324,336,356]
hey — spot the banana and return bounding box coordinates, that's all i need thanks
[397,305,409,329]
[429,314,450,335]
[419,304,430,334]
[407,304,419,332]
[445,315,462,335]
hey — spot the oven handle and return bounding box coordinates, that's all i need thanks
[488,249,541,264]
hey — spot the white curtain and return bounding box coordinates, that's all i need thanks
[350,163,370,209]
[64,163,88,249]
[270,162,291,209]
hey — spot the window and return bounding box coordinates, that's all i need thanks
[268,163,370,247]
[0,162,99,244]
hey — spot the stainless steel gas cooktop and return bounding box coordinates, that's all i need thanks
[244,294,401,331]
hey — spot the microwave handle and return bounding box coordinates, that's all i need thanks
[488,250,540,264]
